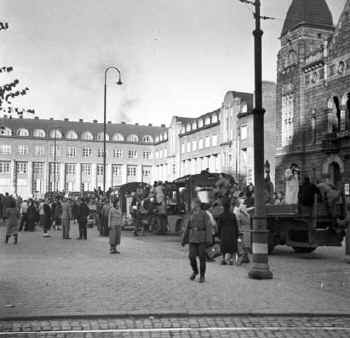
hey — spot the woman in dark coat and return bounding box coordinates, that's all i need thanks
[42,200,52,237]
[217,200,238,265]
[26,199,38,232]
[5,200,20,244]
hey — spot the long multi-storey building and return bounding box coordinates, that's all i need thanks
[0,81,276,198]
[0,116,167,198]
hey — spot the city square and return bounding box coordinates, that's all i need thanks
[1,0,350,336]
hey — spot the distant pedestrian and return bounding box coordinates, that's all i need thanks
[101,199,111,236]
[26,199,38,232]
[2,193,13,219]
[19,200,28,231]
[42,199,52,237]
[53,199,62,231]
[61,198,72,239]
[299,176,320,216]
[4,200,20,244]
[218,199,238,265]
[108,199,122,254]
[182,199,212,283]
[77,199,90,240]
[72,201,79,225]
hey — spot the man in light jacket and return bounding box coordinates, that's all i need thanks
[61,198,72,239]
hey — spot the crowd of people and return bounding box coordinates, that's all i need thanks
[0,192,94,244]
[1,164,348,284]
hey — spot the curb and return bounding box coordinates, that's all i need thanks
[1,312,350,322]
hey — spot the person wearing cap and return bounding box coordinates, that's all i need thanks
[181,198,212,283]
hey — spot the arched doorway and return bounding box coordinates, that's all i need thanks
[329,162,342,188]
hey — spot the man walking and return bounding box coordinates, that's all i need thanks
[182,199,212,283]
[77,199,90,240]
[61,198,72,239]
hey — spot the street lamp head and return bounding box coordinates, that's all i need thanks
[116,78,123,86]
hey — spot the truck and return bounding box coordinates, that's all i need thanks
[264,199,346,254]
[166,171,234,234]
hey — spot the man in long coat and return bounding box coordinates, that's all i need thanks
[61,198,72,239]
[182,199,212,283]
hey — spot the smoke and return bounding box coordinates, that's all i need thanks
[117,97,140,123]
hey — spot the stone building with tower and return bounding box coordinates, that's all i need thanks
[275,0,350,192]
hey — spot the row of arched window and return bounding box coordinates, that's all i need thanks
[327,92,350,133]
[0,127,156,144]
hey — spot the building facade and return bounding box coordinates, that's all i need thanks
[0,116,167,198]
[220,82,277,185]
[0,82,277,198]
[275,0,350,192]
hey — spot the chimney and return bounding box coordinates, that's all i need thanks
[19,115,23,119]
[3,115,7,118]
[108,121,112,124]
[34,116,39,120]
[121,121,126,124]
[161,124,165,127]
[79,118,84,122]
[50,118,54,120]
[64,118,69,121]
[93,120,97,123]
[135,123,139,126]
[148,123,152,126]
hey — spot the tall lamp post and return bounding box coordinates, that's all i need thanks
[103,66,122,194]
[239,0,273,279]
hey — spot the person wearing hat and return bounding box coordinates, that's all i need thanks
[182,198,212,283]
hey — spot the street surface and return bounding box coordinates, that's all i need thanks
[1,223,350,337]
[1,315,350,337]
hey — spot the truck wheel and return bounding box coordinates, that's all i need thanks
[293,247,316,254]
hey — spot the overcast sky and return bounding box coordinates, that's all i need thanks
[0,0,346,126]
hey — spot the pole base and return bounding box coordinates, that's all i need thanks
[248,265,273,280]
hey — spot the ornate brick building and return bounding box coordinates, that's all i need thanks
[275,0,350,192]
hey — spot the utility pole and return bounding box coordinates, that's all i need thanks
[53,130,57,193]
[239,0,273,279]
[103,66,122,195]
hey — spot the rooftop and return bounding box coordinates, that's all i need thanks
[281,0,334,37]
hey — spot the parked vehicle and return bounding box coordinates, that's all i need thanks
[166,171,234,234]
[265,198,346,254]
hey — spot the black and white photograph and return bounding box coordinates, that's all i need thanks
[0,0,350,337]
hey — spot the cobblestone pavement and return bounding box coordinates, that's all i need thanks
[0,315,350,337]
[1,224,350,319]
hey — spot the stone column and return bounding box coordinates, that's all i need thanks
[10,160,16,195]
[59,163,65,192]
[106,164,112,189]
[138,165,143,183]
[75,163,81,192]
[43,162,49,195]
[91,163,97,190]
[28,161,33,198]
